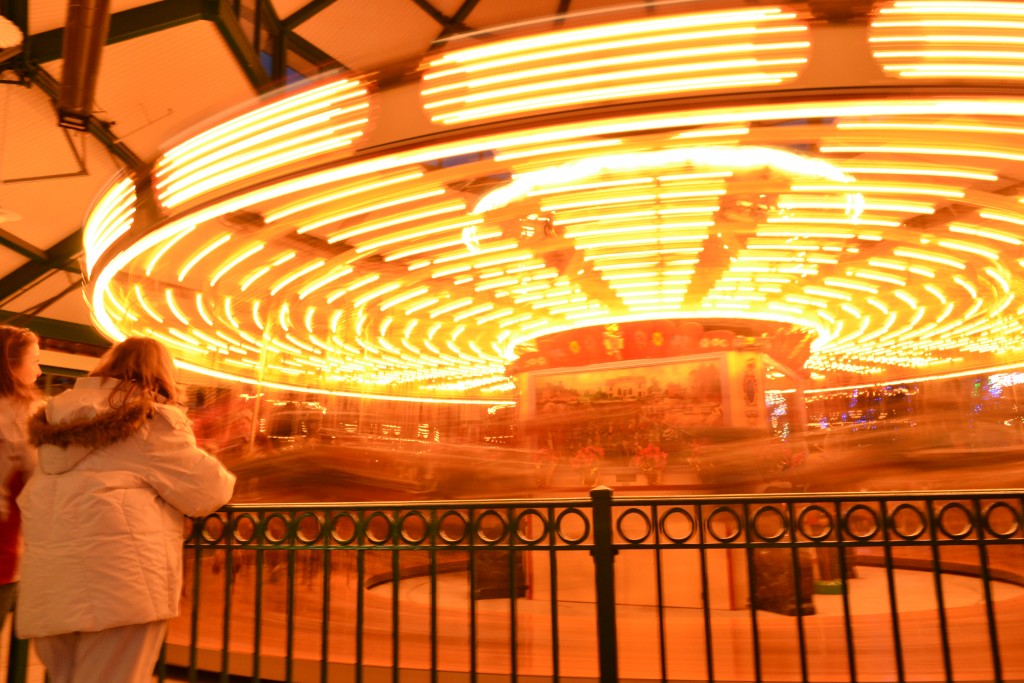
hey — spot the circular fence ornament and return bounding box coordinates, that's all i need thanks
[660,507,696,544]
[617,507,653,545]
[475,509,509,545]
[937,502,975,540]
[438,510,469,545]
[843,504,880,541]
[984,501,1021,539]
[707,506,743,543]
[555,508,591,545]
[890,504,927,541]
[232,513,257,545]
[331,512,358,545]
[399,510,430,545]
[515,509,549,545]
[201,514,226,544]
[751,505,789,543]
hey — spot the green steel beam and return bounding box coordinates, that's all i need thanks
[206,0,271,89]
[31,0,269,89]
[29,67,145,172]
[261,0,287,82]
[3,0,334,317]
[0,227,47,262]
[0,310,108,347]
[410,0,455,29]
[282,0,337,30]
[435,0,480,41]
[29,0,207,62]
[0,229,85,303]
[284,31,344,72]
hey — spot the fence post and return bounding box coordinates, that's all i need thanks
[6,630,28,683]
[590,486,619,683]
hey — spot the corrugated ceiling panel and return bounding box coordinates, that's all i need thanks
[294,0,439,72]
[0,84,120,270]
[2,271,90,324]
[46,21,257,163]
[460,0,563,35]
[0,83,81,180]
[0,250,27,285]
[30,0,168,33]
[267,0,312,21]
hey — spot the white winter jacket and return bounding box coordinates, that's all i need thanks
[15,377,236,638]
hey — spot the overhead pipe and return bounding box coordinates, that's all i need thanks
[57,0,111,131]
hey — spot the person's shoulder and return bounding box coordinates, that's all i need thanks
[0,397,17,434]
[0,395,36,429]
[0,395,18,414]
[149,402,191,431]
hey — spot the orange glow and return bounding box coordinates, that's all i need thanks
[422,7,808,124]
[82,5,1024,399]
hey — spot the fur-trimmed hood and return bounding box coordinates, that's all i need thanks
[27,377,153,475]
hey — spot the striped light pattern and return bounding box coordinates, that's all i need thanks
[421,6,809,125]
[871,0,1024,79]
[82,5,1024,400]
[153,77,372,210]
[82,175,136,277]
[84,95,1024,397]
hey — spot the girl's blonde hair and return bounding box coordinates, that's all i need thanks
[89,337,179,406]
[0,325,41,404]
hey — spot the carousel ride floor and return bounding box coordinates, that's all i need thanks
[159,557,1024,683]
[152,445,1024,682]
[3,562,1021,683]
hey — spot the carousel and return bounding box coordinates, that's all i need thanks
[80,0,1024,496]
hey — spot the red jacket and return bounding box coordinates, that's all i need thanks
[0,470,24,585]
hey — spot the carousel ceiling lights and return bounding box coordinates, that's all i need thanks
[82,0,1024,400]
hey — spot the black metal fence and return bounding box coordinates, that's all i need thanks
[11,488,1024,682]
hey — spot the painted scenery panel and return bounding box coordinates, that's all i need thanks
[524,356,726,465]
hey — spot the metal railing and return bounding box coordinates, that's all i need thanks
[10,488,1024,682]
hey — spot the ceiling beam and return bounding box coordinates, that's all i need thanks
[284,31,344,72]
[0,229,85,303]
[28,68,145,172]
[0,227,48,262]
[409,0,452,28]
[282,0,337,30]
[0,309,109,347]
[206,0,271,89]
[435,0,481,41]
[29,0,207,63]
[260,0,287,83]
[31,0,270,89]
[554,0,571,26]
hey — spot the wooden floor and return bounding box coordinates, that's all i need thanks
[165,562,1024,682]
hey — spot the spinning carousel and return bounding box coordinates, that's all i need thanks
[79,0,1024,481]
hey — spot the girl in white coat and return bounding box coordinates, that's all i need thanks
[17,337,236,683]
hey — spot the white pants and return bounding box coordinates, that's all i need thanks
[33,620,168,683]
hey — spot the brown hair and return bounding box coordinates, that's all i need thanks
[0,325,40,404]
[89,337,179,407]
